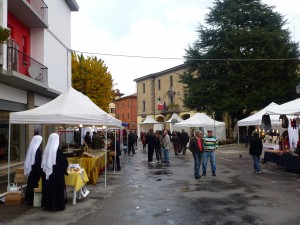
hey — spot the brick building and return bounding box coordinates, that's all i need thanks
[115,93,137,130]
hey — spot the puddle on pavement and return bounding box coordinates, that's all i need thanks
[151,170,172,175]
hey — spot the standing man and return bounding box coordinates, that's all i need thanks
[128,130,135,155]
[202,130,218,176]
[162,130,171,163]
[145,129,156,164]
[179,129,189,155]
[189,130,204,179]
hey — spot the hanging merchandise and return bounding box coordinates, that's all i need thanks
[261,115,271,131]
[280,115,289,128]
[290,118,297,129]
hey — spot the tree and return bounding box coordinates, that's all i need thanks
[72,52,115,112]
[181,0,300,120]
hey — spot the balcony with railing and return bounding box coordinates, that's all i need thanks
[7,41,48,86]
[8,0,48,28]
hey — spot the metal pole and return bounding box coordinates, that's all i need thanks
[7,123,11,191]
[105,126,107,187]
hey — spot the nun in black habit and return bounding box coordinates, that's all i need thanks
[24,135,43,205]
[41,133,68,211]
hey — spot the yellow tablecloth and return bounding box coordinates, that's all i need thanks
[67,153,106,185]
[65,169,89,192]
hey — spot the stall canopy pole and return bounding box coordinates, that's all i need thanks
[105,126,108,187]
[7,123,11,191]
[114,128,116,173]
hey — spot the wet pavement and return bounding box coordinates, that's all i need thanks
[0,143,300,225]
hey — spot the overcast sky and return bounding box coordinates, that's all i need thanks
[71,0,300,95]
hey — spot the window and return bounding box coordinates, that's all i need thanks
[117,103,119,108]
[122,113,124,119]
[143,83,145,93]
[128,112,130,119]
[143,101,146,112]
[158,79,161,90]
[117,114,119,119]
[110,108,115,114]
[170,76,173,87]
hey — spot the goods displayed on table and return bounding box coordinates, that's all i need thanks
[262,116,300,172]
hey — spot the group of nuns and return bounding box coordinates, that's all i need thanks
[24,133,68,211]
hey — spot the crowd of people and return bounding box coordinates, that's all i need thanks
[140,129,190,164]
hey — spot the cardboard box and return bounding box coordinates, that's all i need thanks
[15,174,26,179]
[14,178,27,184]
[5,192,24,205]
[15,168,24,174]
[5,196,25,205]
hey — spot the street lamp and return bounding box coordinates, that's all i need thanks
[296,83,300,94]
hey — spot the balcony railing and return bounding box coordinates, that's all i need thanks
[27,0,48,24]
[7,43,48,86]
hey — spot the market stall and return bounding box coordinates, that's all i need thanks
[237,102,283,149]
[263,99,300,172]
[138,115,163,138]
[165,113,183,133]
[173,113,226,140]
[8,87,122,192]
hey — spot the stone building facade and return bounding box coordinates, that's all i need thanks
[134,64,195,126]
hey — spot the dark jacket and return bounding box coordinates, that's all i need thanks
[249,134,263,156]
[189,137,204,154]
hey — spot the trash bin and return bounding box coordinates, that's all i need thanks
[33,188,42,207]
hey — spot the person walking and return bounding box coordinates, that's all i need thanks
[171,131,181,155]
[202,130,218,176]
[249,131,263,174]
[179,129,189,155]
[162,130,171,163]
[189,130,204,179]
[24,135,43,205]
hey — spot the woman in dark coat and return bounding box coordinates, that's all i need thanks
[249,131,263,174]
[24,135,43,205]
[41,133,68,211]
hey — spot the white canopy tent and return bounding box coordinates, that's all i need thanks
[266,98,300,116]
[173,113,226,140]
[238,102,281,127]
[8,87,122,189]
[137,115,163,137]
[166,113,183,133]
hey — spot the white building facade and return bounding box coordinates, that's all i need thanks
[0,0,78,175]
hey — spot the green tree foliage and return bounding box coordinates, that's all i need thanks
[181,0,300,120]
[72,52,115,112]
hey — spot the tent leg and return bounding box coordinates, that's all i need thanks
[7,123,11,191]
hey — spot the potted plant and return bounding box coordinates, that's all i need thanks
[0,26,10,44]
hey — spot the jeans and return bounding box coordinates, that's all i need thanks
[155,146,162,162]
[193,151,203,176]
[202,151,216,174]
[252,155,261,172]
[162,146,170,162]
